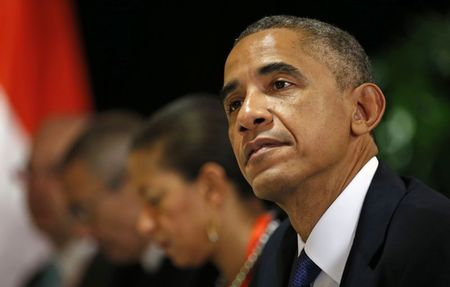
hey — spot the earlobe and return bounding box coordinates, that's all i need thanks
[351,83,386,136]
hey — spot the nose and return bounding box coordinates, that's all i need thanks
[236,89,272,133]
[137,208,157,237]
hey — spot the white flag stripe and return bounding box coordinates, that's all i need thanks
[0,85,51,287]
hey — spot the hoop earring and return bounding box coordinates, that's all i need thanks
[206,220,219,243]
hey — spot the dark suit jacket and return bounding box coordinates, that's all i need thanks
[250,162,450,287]
[79,251,219,287]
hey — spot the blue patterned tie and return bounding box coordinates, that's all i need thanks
[289,249,321,287]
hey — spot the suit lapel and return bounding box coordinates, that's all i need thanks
[277,221,297,286]
[341,161,407,286]
[250,218,297,287]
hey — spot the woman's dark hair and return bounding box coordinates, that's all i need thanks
[131,93,254,199]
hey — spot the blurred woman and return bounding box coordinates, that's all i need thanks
[127,94,281,287]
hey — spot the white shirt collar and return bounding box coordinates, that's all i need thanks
[141,242,165,273]
[297,157,379,284]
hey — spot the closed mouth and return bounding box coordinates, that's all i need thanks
[244,138,287,164]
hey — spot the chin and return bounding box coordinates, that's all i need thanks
[171,256,194,268]
[251,179,279,202]
[251,170,291,203]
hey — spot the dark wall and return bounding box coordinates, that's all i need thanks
[74,0,449,116]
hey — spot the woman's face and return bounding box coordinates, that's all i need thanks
[127,147,214,267]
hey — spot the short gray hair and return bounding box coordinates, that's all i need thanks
[235,15,374,90]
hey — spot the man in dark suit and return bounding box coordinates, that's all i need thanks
[220,15,450,286]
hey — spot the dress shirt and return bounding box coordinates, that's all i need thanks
[296,157,379,287]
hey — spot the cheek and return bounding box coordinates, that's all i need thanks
[296,111,350,165]
[228,128,238,151]
[168,198,208,246]
[163,197,200,234]
[229,131,245,169]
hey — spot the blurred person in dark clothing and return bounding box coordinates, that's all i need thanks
[61,110,213,287]
[23,115,96,287]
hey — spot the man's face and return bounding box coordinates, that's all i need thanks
[26,120,82,245]
[63,158,148,263]
[94,187,150,263]
[222,28,353,202]
[63,158,101,237]
[27,151,70,244]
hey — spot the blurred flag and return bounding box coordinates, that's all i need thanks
[0,0,92,286]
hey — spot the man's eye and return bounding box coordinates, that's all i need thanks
[273,80,291,90]
[227,100,242,113]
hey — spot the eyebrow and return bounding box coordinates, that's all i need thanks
[258,62,305,80]
[220,80,239,103]
[220,62,307,103]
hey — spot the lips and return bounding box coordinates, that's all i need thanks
[244,137,287,164]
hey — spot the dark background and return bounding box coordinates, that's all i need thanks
[74,0,449,116]
[73,0,450,195]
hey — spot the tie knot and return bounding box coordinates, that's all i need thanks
[289,250,321,287]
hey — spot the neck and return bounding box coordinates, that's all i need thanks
[284,138,377,241]
[212,199,264,282]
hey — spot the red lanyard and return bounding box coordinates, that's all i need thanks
[239,212,273,287]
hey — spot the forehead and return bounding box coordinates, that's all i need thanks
[225,29,304,75]
[128,146,178,192]
[31,136,68,169]
[31,119,86,168]
[223,28,338,93]
[128,148,191,197]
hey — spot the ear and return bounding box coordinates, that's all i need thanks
[350,83,386,136]
[196,162,228,207]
